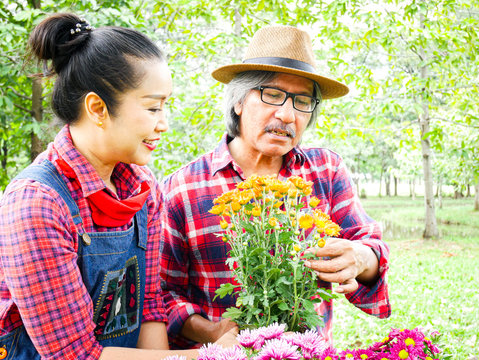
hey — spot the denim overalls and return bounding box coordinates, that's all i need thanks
[0,160,147,359]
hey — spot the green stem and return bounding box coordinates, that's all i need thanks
[290,261,299,330]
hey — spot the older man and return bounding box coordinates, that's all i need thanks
[159,25,391,349]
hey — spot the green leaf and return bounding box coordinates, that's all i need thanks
[214,282,235,300]
[222,307,243,320]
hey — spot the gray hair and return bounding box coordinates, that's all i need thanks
[223,70,322,138]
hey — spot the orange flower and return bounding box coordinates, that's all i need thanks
[324,224,341,237]
[209,204,225,215]
[298,214,314,229]
[220,219,229,229]
[231,201,241,212]
[309,196,320,208]
[252,206,262,217]
[268,217,278,227]
[302,185,313,196]
[288,175,305,189]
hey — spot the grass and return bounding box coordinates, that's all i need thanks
[332,196,479,359]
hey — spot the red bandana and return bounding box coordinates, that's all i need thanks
[56,159,151,227]
[87,182,151,227]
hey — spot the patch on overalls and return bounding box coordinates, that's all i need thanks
[92,256,140,340]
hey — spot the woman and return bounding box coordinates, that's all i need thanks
[0,13,236,359]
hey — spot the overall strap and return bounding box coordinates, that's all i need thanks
[14,160,90,244]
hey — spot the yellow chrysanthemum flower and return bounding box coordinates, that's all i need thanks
[298,214,314,229]
[293,244,301,252]
[252,206,261,217]
[273,200,283,208]
[268,217,278,227]
[209,204,225,215]
[220,220,229,229]
[317,238,326,248]
[231,201,241,212]
[398,350,409,359]
[309,196,320,208]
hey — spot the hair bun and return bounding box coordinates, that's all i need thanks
[28,13,93,75]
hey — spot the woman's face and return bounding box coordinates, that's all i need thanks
[103,60,173,166]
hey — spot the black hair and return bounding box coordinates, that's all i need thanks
[28,13,165,124]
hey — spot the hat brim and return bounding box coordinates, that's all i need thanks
[211,63,349,100]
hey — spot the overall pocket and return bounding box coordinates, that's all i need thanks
[0,327,40,360]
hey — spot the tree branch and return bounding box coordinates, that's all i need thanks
[14,103,33,116]
[433,117,479,129]
[7,86,30,100]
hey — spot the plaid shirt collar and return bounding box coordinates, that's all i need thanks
[211,133,307,177]
[52,125,145,198]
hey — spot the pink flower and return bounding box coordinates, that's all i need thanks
[254,339,302,360]
[220,346,249,360]
[238,328,262,349]
[317,347,338,360]
[198,343,225,360]
[293,329,328,359]
[371,352,391,360]
[353,348,375,359]
[338,349,356,359]
[260,322,287,340]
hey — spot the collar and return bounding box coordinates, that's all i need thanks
[211,132,307,177]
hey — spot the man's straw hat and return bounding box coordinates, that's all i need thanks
[212,25,349,99]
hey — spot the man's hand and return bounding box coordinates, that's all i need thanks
[181,315,238,344]
[214,325,239,348]
[303,238,379,294]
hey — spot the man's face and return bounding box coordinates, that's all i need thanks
[234,73,314,159]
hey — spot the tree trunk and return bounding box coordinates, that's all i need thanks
[474,183,479,211]
[29,0,44,162]
[378,171,383,197]
[394,176,398,196]
[30,77,44,162]
[1,140,6,171]
[385,174,391,197]
[466,184,471,197]
[233,8,242,60]
[437,178,443,209]
[418,22,438,238]
[410,178,416,201]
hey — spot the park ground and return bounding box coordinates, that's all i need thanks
[333,196,479,359]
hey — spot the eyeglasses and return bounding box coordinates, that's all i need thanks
[253,86,321,113]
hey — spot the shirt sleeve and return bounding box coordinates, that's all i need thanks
[142,176,168,324]
[158,184,208,341]
[0,182,103,360]
[329,158,391,318]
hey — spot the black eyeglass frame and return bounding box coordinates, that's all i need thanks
[252,86,321,113]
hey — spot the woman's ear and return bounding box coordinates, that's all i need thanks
[83,92,108,126]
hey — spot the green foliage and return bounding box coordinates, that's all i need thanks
[1,0,478,208]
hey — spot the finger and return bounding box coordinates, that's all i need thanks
[304,240,349,258]
[304,257,347,273]
[334,278,358,294]
[313,267,356,284]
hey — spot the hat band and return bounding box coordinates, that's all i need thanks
[243,57,315,73]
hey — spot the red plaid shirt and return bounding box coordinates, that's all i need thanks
[0,126,167,360]
[159,134,391,348]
